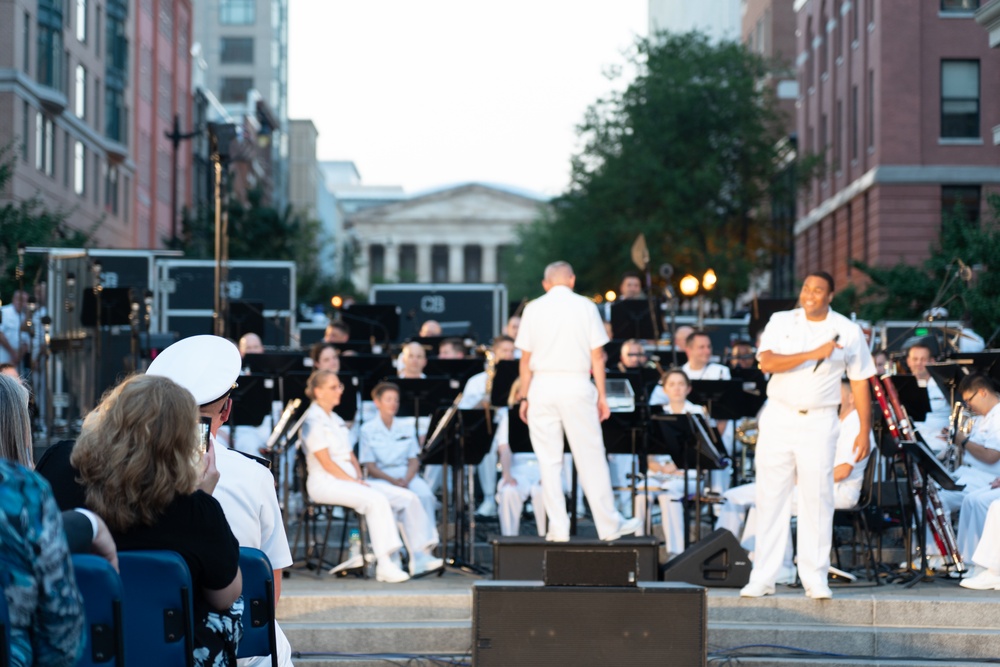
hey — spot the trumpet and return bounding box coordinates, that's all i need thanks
[942,402,975,473]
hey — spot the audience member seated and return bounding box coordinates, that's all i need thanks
[71,374,244,666]
[301,370,441,581]
[0,374,86,667]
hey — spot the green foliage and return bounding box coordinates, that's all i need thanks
[510,31,807,300]
[0,143,95,298]
[835,198,1000,338]
[175,186,343,306]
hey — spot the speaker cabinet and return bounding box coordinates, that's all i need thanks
[492,537,659,584]
[661,528,751,588]
[473,581,707,666]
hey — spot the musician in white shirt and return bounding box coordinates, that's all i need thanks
[905,342,951,452]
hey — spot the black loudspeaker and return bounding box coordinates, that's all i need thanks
[661,528,751,588]
[492,537,659,584]
[473,581,707,666]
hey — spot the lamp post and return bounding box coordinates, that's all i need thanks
[678,268,717,329]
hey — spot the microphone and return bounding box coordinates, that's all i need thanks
[813,334,840,373]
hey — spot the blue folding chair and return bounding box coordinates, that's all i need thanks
[1,586,9,667]
[71,555,125,666]
[118,551,194,667]
[236,547,278,667]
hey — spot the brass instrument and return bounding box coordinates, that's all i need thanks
[735,418,758,447]
[481,345,496,435]
[734,418,758,484]
[942,402,974,473]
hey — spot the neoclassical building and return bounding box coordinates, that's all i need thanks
[346,183,548,292]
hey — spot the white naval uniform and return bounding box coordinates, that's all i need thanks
[0,303,28,366]
[459,371,500,513]
[951,403,1000,559]
[747,307,875,593]
[359,416,439,526]
[493,408,546,536]
[213,440,294,667]
[301,403,436,559]
[720,410,872,568]
[912,377,951,453]
[633,400,706,554]
[971,497,1000,573]
[514,284,627,541]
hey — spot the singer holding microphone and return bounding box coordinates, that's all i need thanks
[740,272,874,600]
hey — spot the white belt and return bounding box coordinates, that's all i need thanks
[772,401,838,416]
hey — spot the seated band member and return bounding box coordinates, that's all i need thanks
[633,368,705,556]
[937,374,1000,517]
[961,495,1000,590]
[495,379,546,537]
[718,377,872,581]
[608,339,650,512]
[300,370,440,582]
[360,382,440,533]
[905,341,950,452]
[459,335,517,517]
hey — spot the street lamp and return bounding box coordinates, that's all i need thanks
[678,269,717,329]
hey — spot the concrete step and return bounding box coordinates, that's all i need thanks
[291,658,467,667]
[708,623,1000,661]
[282,620,471,655]
[278,590,471,623]
[710,659,1000,667]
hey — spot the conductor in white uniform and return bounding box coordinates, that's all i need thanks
[514,261,641,542]
[740,272,874,600]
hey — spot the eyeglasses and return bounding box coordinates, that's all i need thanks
[961,391,977,407]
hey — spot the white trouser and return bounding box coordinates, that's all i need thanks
[364,479,440,555]
[632,473,690,554]
[717,482,758,540]
[609,453,638,512]
[958,484,1000,559]
[972,499,1000,572]
[939,465,996,513]
[563,454,587,514]
[477,437,499,510]
[526,374,624,540]
[239,621,292,667]
[749,402,839,592]
[497,457,545,536]
[368,474,437,531]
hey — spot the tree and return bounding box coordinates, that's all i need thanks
[509,31,805,300]
[832,199,1000,341]
[0,144,95,299]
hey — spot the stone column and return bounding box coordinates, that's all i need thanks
[481,243,497,283]
[448,244,464,284]
[384,242,399,282]
[417,243,432,283]
[353,241,370,293]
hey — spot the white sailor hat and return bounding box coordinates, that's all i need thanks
[146,335,241,406]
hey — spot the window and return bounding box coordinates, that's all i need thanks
[95,6,101,53]
[37,0,64,90]
[220,0,254,25]
[220,77,253,103]
[21,101,30,162]
[431,245,449,283]
[851,85,858,160]
[834,0,843,61]
[850,0,858,42]
[74,141,85,195]
[93,153,100,204]
[105,0,128,142]
[867,69,874,150]
[942,60,979,138]
[463,246,482,283]
[806,17,814,89]
[942,186,981,224]
[35,112,54,175]
[75,0,86,42]
[399,245,417,281]
[104,163,119,214]
[941,0,979,11]
[833,99,842,171]
[75,64,86,117]
[220,37,254,64]
[819,1,828,75]
[368,245,385,283]
[23,12,31,74]
[63,130,70,187]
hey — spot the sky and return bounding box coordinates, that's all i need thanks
[287,1,649,198]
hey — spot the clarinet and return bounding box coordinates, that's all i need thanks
[881,375,965,573]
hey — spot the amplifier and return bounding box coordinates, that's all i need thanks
[492,536,659,584]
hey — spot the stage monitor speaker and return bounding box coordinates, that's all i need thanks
[492,537,659,584]
[473,580,707,667]
[661,528,751,588]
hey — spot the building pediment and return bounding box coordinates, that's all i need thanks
[347,183,548,225]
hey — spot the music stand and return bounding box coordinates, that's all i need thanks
[490,360,519,408]
[951,352,1000,383]
[338,354,397,404]
[887,374,931,423]
[650,411,730,546]
[601,408,647,529]
[244,352,309,376]
[609,369,661,407]
[396,377,461,443]
[424,358,484,385]
[341,304,400,344]
[330,341,373,355]
[610,300,660,340]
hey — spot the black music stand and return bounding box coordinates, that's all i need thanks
[329,341,373,355]
[889,374,931,423]
[650,411,730,546]
[690,379,763,487]
[338,354,397,405]
[341,305,400,345]
[245,352,309,376]
[601,408,647,529]
[424,358,484,385]
[951,352,1000,383]
[610,368,662,407]
[228,373,276,452]
[610,300,660,340]
[490,360,519,408]
[396,377,461,446]
[926,361,976,408]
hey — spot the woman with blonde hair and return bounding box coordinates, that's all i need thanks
[72,374,243,666]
